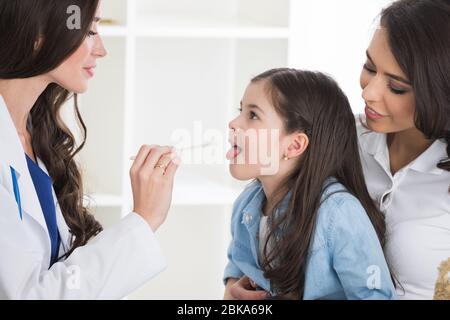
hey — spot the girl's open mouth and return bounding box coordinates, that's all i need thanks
[226,144,242,161]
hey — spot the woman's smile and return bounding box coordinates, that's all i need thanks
[365,105,388,120]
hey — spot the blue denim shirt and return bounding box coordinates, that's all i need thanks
[224,179,396,300]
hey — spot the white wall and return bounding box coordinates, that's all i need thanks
[288,0,393,114]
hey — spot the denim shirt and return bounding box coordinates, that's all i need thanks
[224,179,396,300]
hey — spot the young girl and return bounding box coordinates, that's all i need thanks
[223,68,396,300]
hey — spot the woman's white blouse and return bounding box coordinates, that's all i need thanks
[357,119,450,300]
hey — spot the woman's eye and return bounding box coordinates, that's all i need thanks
[249,111,259,120]
[388,85,407,95]
[88,30,98,37]
[363,63,376,74]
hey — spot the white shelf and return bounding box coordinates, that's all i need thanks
[99,22,289,39]
[98,25,128,37]
[135,26,289,39]
[84,194,124,207]
[82,182,240,208]
[172,175,242,206]
[134,0,290,29]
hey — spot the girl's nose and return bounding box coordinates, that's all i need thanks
[228,115,242,132]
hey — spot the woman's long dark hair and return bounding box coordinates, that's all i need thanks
[0,0,103,257]
[380,0,450,190]
[253,69,386,299]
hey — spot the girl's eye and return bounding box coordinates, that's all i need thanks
[88,30,98,37]
[363,63,376,74]
[388,85,408,95]
[249,111,259,120]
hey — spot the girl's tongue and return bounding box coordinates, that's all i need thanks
[226,145,242,160]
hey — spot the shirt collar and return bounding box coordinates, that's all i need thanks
[241,182,265,228]
[242,180,293,225]
[0,94,29,177]
[359,126,446,176]
[409,139,447,175]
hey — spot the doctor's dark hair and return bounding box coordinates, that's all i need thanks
[252,69,388,299]
[0,0,102,257]
[380,0,450,190]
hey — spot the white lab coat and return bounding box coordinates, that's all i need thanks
[0,95,167,299]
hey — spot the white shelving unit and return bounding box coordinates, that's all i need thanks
[75,0,292,299]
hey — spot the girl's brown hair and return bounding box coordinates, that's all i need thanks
[253,69,386,299]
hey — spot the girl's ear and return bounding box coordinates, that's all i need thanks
[285,132,309,159]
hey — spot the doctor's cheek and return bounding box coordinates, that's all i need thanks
[47,36,106,94]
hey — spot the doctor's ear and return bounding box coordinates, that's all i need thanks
[283,132,309,160]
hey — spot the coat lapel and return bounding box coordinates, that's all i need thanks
[36,158,71,254]
[0,96,50,233]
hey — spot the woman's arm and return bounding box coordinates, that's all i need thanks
[223,278,239,300]
[0,146,179,299]
[0,183,165,299]
[224,277,269,300]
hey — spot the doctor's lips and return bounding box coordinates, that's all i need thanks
[365,104,388,120]
[83,65,96,78]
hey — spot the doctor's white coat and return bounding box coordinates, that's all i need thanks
[0,95,167,299]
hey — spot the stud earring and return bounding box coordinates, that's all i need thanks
[283,155,289,161]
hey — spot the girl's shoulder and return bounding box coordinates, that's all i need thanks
[234,180,263,203]
[315,179,373,241]
[231,180,264,218]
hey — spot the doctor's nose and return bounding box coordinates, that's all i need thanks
[93,35,108,59]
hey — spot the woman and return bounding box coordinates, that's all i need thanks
[0,0,179,299]
[227,0,449,300]
[358,0,449,299]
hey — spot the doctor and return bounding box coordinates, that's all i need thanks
[0,0,179,299]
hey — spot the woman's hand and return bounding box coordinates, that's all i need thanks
[224,277,270,300]
[130,145,180,231]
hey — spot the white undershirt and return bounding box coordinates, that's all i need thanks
[357,118,450,300]
[259,215,270,265]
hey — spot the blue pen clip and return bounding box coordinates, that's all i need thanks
[10,166,22,220]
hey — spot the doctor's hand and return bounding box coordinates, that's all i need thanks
[224,277,271,300]
[130,145,180,232]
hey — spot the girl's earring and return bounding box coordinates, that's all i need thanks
[283,155,289,161]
